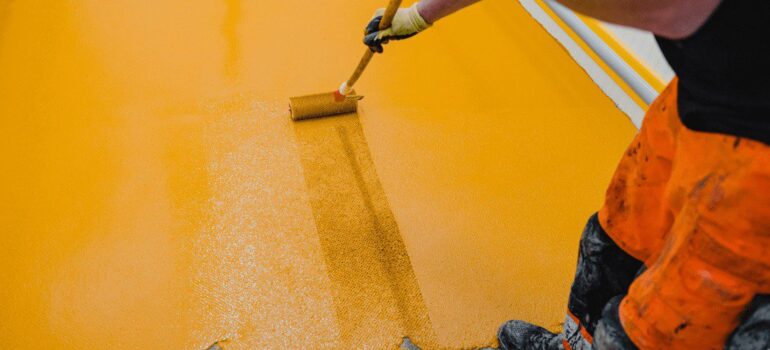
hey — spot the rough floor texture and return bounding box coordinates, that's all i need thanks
[0,0,636,348]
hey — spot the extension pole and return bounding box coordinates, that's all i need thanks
[340,0,403,94]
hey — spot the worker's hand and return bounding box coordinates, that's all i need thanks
[364,4,432,53]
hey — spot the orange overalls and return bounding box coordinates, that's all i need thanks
[598,78,770,349]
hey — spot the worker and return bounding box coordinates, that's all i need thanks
[362,0,770,349]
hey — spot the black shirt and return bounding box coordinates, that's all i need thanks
[655,0,770,145]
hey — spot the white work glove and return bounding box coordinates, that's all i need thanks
[363,4,432,53]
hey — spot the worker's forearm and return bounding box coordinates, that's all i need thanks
[556,0,721,39]
[417,0,482,24]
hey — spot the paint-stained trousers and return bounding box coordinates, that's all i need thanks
[562,78,770,350]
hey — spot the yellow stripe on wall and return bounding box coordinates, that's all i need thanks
[580,17,667,93]
[534,0,665,109]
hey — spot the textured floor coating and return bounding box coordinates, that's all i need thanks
[0,0,636,349]
[295,115,437,348]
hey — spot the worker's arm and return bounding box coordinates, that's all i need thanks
[556,0,722,39]
[417,0,482,23]
[365,0,722,52]
[364,0,480,52]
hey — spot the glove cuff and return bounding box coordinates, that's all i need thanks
[407,3,432,32]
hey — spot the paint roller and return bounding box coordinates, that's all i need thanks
[289,0,402,121]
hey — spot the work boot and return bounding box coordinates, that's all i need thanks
[498,320,564,350]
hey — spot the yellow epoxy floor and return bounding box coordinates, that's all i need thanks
[0,0,637,348]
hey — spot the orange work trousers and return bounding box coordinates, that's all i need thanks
[598,78,770,349]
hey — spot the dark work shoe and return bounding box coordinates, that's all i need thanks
[498,320,564,350]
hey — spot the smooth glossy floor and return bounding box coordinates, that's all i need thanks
[0,0,636,348]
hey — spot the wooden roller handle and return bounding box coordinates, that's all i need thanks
[345,0,403,90]
[378,0,402,29]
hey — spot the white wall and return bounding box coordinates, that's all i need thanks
[600,23,676,83]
